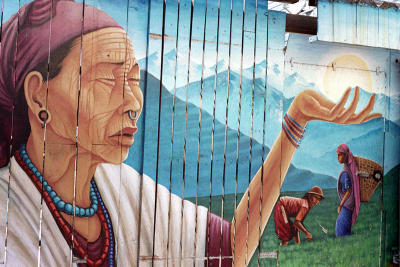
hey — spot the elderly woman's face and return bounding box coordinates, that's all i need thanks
[45,28,143,163]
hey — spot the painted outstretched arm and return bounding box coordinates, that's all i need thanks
[294,219,312,242]
[231,87,381,266]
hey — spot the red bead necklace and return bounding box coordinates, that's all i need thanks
[15,150,112,266]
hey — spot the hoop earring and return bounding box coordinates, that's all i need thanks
[37,108,51,128]
[128,110,138,121]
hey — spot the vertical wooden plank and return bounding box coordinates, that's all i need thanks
[0,1,23,265]
[94,1,131,266]
[194,3,216,246]
[211,0,234,264]
[244,0,256,264]
[179,0,197,264]
[317,0,333,42]
[5,0,51,265]
[388,8,400,50]
[266,9,285,151]
[231,0,246,263]
[65,2,95,265]
[378,8,389,49]
[173,0,192,265]
[367,5,379,48]
[162,1,182,265]
[152,0,167,263]
[206,0,223,263]
[142,0,163,182]
[344,2,357,44]
[137,0,163,264]
[166,1,181,265]
[126,0,149,174]
[0,2,18,264]
[124,0,151,264]
[333,1,346,43]
[40,0,79,263]
[252,1,269,266]
[269,10,286,266]
[191,1,208,265]
[357,4,368,46]
[234,0,252,263]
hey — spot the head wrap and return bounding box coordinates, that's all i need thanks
[336,144,360,226]
[0,0,122,167]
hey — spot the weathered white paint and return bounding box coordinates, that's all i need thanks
[316,0,400,50]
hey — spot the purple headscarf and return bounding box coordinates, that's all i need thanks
[0,0,121,167]
[337,144,360,226]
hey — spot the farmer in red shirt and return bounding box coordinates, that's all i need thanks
[274,186,325,246]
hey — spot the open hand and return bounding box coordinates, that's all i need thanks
[288,87,382,127]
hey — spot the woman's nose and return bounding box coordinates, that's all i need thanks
[110,75,142,115]
[123,83,142,112]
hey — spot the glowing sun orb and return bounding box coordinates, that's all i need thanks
[323,55,372,102]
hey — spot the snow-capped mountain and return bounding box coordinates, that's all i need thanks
[126,70,338,197]
[137,53,400,181]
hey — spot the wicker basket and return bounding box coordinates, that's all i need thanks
[354,156,383,202]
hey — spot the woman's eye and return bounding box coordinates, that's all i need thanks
[128,78,139,83]
[97,78,115,85]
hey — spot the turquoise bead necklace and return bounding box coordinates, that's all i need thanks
[19,144,98,217]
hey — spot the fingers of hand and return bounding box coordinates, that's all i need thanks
[364,113,382,121]
[336,86,360,123]
[346,94,376,124]
[329,88,351,121]
[332,87,380,124]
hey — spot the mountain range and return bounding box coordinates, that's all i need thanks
[125,70,338,197]
[136,51,400,191]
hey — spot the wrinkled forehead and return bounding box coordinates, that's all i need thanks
[73,27,136,69]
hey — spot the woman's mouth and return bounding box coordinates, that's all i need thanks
[111,127,137,137]
[110,127,137,145]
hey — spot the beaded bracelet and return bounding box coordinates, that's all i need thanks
[282,114,305,148]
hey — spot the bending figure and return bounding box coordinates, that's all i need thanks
[273,186,325,246]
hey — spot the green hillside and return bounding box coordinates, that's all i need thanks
[187,165,399,266]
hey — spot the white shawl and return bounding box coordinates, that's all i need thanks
[0,157,208,266]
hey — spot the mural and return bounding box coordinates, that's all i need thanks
[0,0,398,266]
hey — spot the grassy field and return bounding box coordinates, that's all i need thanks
[188,166,399,266]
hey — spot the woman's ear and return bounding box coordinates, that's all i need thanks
[24,71,51,125]
[24,71,45,110]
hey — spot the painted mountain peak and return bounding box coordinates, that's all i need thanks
[126,70,338,197]
[138,52,400,185]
